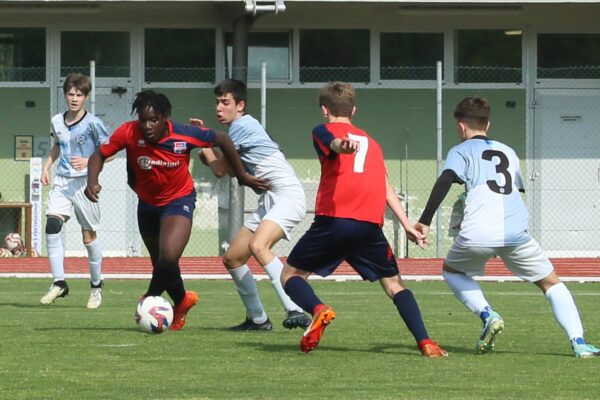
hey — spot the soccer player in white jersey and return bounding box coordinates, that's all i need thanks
[40,73,110,309]
[415,96,600,358]
[191,79,310,331]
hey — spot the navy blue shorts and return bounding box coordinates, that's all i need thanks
[137,191,196,236]
[287,216,399,281]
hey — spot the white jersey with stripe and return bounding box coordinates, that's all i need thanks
[445,136,530,247]
[50,111,109,178]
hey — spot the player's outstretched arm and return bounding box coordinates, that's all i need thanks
[213,130,269,191]
[385,177,427,249]
[84,150,107,203]
[330,137,359,154]
[41,143,60,186]
[199,148,234,178]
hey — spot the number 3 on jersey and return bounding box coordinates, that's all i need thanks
[347,133,369,173]
[482,149,512,195]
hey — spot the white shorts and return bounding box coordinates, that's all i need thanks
[244,152,306,240]
[46,175,101,231]
[445,238,554,282]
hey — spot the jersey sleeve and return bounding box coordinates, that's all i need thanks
[444,147,468,182]
[99,124,128,158]
[171,123,217,150]
[93,119,110,147]
[312,124,335,157]
[514,153,525,192]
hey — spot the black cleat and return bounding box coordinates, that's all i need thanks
[229,317,273,332]
[282,310,311,329]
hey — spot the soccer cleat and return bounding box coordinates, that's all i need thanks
[476,310,504,353]
[229,317,273,332]
[282,310,311,329]
[40,281,69,305]
[419,339,449,358]
[572,342,600,358]
[170,291,199,331]
[301,304,336,353]
[87,288,102,309]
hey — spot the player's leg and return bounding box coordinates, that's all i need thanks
[503,240,600,358]
[444,244,503,353]
[223,226,271,331]
[73,182,104,308]
[283,216,347,352]
[379,274,447,358]
[159,214,198,331]
[40,176,72,304]
[250,219,310,329]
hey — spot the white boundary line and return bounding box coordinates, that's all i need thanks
[2,273,600,283]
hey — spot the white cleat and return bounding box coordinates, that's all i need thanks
[87,287,102,309]
[40,282,69,305]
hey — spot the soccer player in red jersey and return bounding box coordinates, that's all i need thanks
[280,82,448,357]
[85,90,268,330]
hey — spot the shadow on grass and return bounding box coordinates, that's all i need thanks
[0,302,85,309]
[33,326,141,332]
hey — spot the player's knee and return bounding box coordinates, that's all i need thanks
[45,216,63,234]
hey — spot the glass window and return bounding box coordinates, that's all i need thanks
[454,30,522,83]
[225,32,290,81]
[538,34,600,79]
[61,31,130,77]
[0,28,45,82]
[380,32,443,80]
[300,29,370,82]
[146,29,215,83]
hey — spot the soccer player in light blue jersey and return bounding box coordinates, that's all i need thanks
[415,96,600,358]
[40,73,109,309]
[191,79,310,331]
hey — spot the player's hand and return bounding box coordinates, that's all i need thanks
[84,183,102,203]
[413,223,431,249]
[237,173,270,192]
[406,226,429,250]
[198,148,210,166]
[189,118,205,127]
[41,169,51,186]
[71,156,88,171]
[339,137,360,154]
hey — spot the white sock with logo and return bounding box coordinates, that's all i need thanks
[545,282,584,341]
[229,265,267,324]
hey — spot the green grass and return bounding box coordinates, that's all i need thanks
[1,278,599,400]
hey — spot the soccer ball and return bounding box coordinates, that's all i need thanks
[4,233,23,254]
[0,247,12,257]
[135,296,173,334]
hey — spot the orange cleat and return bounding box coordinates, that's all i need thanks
[300,304,336,353]
[170,291,199,331]
[418,339,448,358]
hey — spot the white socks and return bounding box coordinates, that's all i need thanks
[229,265,268,324]
[443,269,490,315]
[85,239,103,286]
[263,257,304,313]
[545,282,584,341]
[46,233,65,282]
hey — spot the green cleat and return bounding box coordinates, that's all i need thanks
[476,310,504,353]
[572,342,600,358]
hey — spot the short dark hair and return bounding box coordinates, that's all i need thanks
[131,90,172,117]
[319,81,355,118]
[214,79,247,106]
[63,73,92,96]
[454,96,490,130]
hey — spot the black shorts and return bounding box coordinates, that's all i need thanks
[137,191,196,236]
[287,216,398,281]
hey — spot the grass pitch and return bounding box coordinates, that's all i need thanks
[0,278,598,400]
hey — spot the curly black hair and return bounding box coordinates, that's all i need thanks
[131,90,172,117]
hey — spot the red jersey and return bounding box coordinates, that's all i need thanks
[99,120,216,206]
[312,122,387,225]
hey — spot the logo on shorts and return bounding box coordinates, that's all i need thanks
[173,141,187,154]
[76,134,87,145]
[182,205,190,213]
[137,139,146,147]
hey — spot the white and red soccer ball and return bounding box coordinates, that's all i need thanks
[135,296,173,334]
[3,233,23,256]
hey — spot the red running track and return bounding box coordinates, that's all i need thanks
[2,257,600,280]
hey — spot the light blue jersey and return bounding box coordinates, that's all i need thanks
[445,137,530,247]
[50,111,109,178]
[229,114,279,176]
